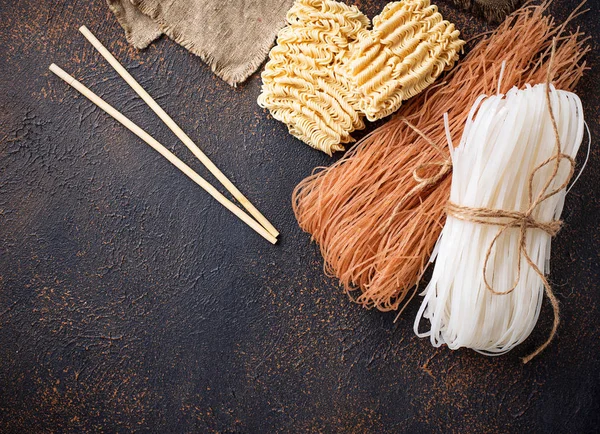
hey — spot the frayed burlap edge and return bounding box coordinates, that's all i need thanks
[106,0,162,49]
[132,0,290,86]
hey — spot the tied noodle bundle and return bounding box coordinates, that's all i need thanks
[414,83,585,361]
[258,0,464,154]
[292,3,589,312]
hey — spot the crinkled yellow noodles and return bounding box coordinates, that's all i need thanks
[257,0,464,155]
[292,3,589,311]
[346,0,464,121]
[258,0,368,155]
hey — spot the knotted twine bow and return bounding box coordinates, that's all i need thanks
[446,41,575,363]
[382,119,452,233]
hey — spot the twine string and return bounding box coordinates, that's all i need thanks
[382,119,452,233]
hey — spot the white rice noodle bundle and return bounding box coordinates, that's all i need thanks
[414,83,585,357]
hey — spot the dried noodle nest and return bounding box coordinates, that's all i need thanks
[345,0,465,121]
[257,0,368,155]
[258,0,465,154]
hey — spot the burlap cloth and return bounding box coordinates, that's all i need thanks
[107,0,294,86]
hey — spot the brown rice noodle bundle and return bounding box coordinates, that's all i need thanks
[292,2,589,312]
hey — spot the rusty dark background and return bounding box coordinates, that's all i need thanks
[0,0,598,432]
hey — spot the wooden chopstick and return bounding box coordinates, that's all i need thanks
[49,63,277,245]
[79,26,279,239]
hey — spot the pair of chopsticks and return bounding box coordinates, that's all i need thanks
[50,26,279,244]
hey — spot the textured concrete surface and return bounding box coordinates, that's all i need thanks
[0,0,598,432]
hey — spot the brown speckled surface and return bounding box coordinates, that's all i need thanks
[0,0,599,432]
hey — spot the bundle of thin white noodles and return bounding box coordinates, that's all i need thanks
[414,83,585,362]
